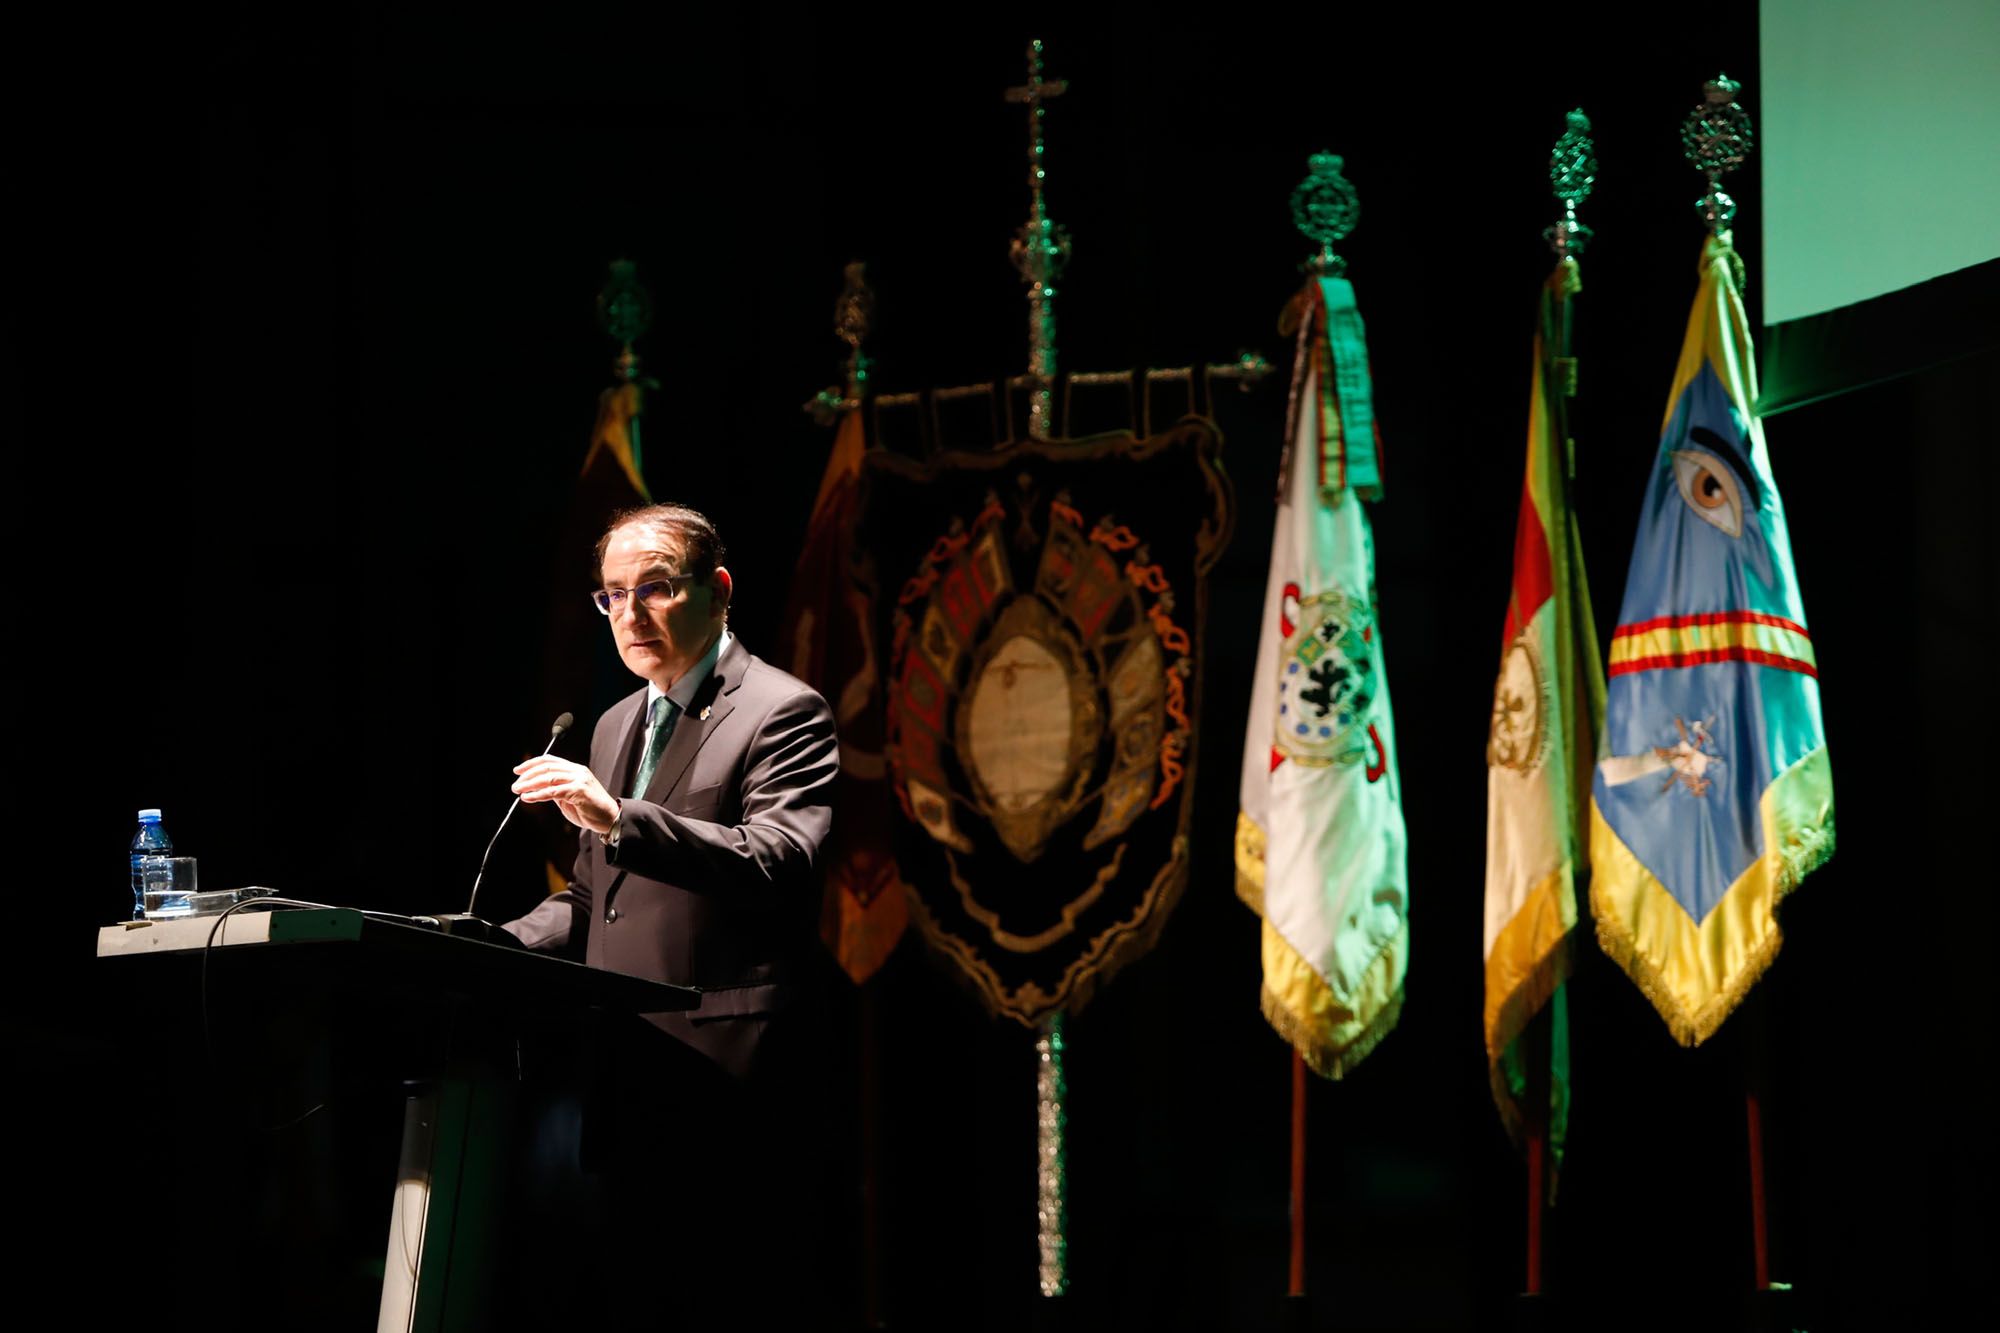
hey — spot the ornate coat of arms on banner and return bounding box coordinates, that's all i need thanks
[860,421,1233,1023]
[1275,583,1387,776]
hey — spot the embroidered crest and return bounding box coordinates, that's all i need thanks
[1274,583,1383,773]
[1654,715,1722,796]
[1599,714,1725,798]
[1487,631,1549,773]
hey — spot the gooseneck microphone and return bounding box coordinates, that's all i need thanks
[464,711,574,920]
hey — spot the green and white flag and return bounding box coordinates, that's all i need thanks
[1236,275,1408,1077]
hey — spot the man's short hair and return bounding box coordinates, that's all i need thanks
[596,503,727,582]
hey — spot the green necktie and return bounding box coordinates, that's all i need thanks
[630,696,677,798]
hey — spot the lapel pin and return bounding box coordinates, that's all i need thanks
[699,705,712,721]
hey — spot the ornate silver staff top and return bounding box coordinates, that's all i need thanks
[1290,152,1358,275]
[1546,109,1597,259]
[1682,73,1755,234]
[1005,39,1071,440]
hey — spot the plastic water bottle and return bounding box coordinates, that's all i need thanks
[130,809,171,921]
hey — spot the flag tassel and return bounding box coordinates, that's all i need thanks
[1259,979,1405,1083]
[1484,927,1573,1145]
[1588,785,1829,1047]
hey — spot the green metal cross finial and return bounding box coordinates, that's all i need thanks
[1681,73,1755,233]
[1006,39,1071,439]
[1545,109,1598,258]
[1290,153,1359,275]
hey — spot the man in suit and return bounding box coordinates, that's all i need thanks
[504,501,839,1078]
[499,503,844,1328]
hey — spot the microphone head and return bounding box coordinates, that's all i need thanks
[551,711,575,737]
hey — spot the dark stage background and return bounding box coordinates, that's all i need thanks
[13,8,1995,1331]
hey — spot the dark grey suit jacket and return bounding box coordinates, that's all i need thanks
[505,638,838,1078]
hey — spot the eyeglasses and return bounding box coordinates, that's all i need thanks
[591,574,698,615]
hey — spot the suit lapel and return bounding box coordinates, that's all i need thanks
[642,639,744,803]
[601,691,648,799]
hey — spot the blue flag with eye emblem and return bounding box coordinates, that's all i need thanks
[1588,233,1834,1046]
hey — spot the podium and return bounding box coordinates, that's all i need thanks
[97,907,698,1333]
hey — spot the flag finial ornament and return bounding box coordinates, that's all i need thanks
[1681,74,1755,234]
[586,259,655,493]
[1290,152,1358,275]
[834,259,874,388]
[595,258,653,384]
[806,261,876,425]
[1005,39,1071,440]
[1545,109,1597,259]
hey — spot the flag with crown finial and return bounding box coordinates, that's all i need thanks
[1236,271,1407,1078]
[1589,232,1833,1045]
[1484,255,1601,1168]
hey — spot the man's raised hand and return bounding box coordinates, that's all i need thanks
[512,755,619,835]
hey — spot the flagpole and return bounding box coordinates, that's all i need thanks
[1005,39,1069,442]
[839,280,891,1331]
[860,978,887,1328]
[1519,1009,1550,1295]
[1519,107,1596,1307]
[1035,1011,1069,1316]
[1007,49,1076,1317]
[1288,1049,1307,1300]
[1274,150,1363,1333]
[800,261,888,1326]
[1680,71,1785,1310]
[1741,979,1775,1297]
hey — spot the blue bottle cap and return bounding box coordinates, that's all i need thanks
[138,808,163,821]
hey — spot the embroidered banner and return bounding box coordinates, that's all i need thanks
[861,421,1233,1023]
